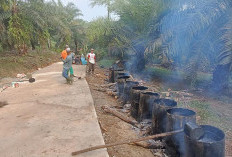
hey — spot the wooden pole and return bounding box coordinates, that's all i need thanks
[71,129,183,156]
[101,106,139,127]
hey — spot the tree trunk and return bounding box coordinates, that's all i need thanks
[107,4,110,19]
[74,40,78,54]
[212,64,231,93]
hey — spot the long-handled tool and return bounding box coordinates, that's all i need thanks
[71,129,183,156]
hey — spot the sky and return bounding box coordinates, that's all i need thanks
[61,0,108,21]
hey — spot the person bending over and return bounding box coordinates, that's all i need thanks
[62,48,74,84]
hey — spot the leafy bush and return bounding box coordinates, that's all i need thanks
[95,48,108,61]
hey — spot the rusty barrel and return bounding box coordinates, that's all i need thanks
[138,92,160,122]
[116,75,130,99]
[130,86,148,119]
[166,108,196,156]
[185,125,225,157]
[152,99,177,134]
[122,81,139,105]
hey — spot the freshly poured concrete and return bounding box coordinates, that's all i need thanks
[0,63,109,157]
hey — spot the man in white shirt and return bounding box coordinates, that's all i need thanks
[88,48,96,74]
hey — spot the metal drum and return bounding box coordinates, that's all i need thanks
[152,99,177,134]
[130,86,148,119]
[138,92,160,122]
[116,75,130,99]
[113,69,125,83]
[166,108,196,156]
[122,81,139,105]
[185,124,225,157]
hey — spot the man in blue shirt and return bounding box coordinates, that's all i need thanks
[62,48,74,84]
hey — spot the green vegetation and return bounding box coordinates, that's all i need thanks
[0,0,232,93]
[179,101,231,132]
[0,50,59,78]
[179,101,218,124]
[98,59,117,68]
[87,0,232,93]
[145,66,212,88]
[0,0,85,78]
[0,0,85,54]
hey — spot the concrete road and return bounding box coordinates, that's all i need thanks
[0,63,109,157]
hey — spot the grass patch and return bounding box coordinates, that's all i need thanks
[0,50,59,78]
[98,59,117,69]
[145,66,212,89]
[144,66,186,83]
[195,72,212,86]
[178,101,230,131]
[145,66,172,78]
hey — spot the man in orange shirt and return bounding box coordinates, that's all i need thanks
[61,45,74,77]
[61,45,69,59]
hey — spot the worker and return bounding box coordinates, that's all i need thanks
[62,48,73,84]
[88,48,96,74]
[61,45,75,77]
[81,54,87,65]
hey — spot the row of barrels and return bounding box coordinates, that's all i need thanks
[110,68,225,157]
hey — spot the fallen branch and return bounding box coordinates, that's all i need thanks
[101,106,138,127]
[71,129,183,156]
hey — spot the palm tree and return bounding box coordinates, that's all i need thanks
[111,0,162,72]
[90,0,113,19]
[0,0,12,48]
[151,0,232,91]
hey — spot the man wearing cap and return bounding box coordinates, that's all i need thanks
[61,45,74,77]
[88,48,96,74]
[62,48,74,84]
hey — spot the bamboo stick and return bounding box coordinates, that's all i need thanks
[71,129,183,156]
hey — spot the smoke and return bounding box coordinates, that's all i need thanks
[125,0,232,90]
[158,0,232,88]
[160,0,230,63]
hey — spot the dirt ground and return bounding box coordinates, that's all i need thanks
[86,68,155,157]
[87,65,232,157]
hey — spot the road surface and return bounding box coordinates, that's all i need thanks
[0,63,109,157]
